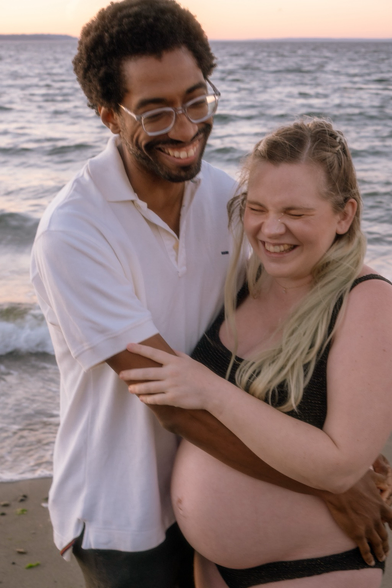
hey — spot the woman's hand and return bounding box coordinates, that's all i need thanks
[119,343,227,411]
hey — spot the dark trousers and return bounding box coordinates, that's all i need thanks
[73,523,195,588]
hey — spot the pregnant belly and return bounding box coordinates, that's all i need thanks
[171,441,356,569]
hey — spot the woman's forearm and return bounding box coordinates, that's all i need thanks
[206,381,358,493]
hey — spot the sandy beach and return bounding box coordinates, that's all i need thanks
[1,443,392,588]
[0,478,84,587]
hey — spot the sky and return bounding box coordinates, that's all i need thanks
[1,0,391,39]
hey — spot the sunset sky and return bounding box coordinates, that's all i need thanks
[1,0,391,39]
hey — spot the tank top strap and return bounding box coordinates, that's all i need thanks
[350,273,392,289]
[329,274,392,335]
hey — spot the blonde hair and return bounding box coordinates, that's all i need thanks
[225,118,366,412]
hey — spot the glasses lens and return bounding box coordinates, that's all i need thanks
[186,95,217,123]
[143,109,175,135]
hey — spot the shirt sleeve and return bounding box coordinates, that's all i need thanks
[32,228,159,370]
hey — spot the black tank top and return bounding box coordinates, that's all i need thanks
[191,274,391,430]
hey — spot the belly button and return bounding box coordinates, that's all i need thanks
[175,496,185,515]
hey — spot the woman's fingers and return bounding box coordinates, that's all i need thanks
[128,379,169,395]
[120,366,166,382]
[126,342,172,364]
[138,393,170,405]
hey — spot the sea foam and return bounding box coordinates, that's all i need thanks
[0,305,54,355]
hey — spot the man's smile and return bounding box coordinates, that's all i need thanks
[155,134,201,163]
[158,140,199,160]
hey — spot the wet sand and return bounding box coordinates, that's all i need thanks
[0,478,83,588]
[1,439,392,588]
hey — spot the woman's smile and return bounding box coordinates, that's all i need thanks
[263,241,297,254]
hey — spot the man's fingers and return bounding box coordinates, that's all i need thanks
[375,521,390,557]
[356,537,375,566]
[375,520,389,543]
[381,504,392,528]
[373,454,389,476]
[367,528,387,563]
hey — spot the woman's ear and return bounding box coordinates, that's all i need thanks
[336,198,357,235]
[99,106,121,134]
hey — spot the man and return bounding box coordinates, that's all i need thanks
[31,1,392,587]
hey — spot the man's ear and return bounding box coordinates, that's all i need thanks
[336,198,357,235]
[99,106,121,134]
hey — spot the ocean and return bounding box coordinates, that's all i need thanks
[0,38,391,482]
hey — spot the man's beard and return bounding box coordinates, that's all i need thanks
[121,124,212,183]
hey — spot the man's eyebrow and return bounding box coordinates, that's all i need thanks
[135,81,207,111]
[185,81,208,95]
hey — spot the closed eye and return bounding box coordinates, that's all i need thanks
[246,205,267,214]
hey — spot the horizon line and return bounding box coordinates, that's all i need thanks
[0,33,391,42]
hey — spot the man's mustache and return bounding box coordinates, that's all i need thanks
[145,126,211,150]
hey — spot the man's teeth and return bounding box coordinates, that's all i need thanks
[265,243,295,253]
[162,145,197,159]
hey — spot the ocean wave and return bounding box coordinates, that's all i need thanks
[0,212,39,247]
[0,146,32,155]
[47,143,92,156]
[0,304,54,355]
[0,471,53,483]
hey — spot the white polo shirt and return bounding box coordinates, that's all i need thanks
[31,136,237,558]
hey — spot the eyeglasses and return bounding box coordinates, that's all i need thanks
[119,80,220,137]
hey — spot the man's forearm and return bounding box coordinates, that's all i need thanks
[108,342,316,494]
[150,403,321,496]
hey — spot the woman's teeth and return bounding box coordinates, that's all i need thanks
[264,243,295,253]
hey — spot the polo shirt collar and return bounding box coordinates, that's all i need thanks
[88,136,203,204]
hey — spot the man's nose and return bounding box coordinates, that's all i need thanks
[168,111,199,142]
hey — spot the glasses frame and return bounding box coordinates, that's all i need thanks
[119,79,220,137]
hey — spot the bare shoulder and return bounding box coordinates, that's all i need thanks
[350,265,392,304]
[340,265,392,333]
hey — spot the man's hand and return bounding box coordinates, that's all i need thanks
[320,468,392,566]
[107,340,392,567]
[373,454,392,505]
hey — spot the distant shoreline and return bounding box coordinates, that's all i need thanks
[0,34,77,41]
[0,34,390,42]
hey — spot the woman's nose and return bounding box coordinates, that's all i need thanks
[261,213,286,236]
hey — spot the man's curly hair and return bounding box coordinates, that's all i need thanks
[73,0,216,114]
